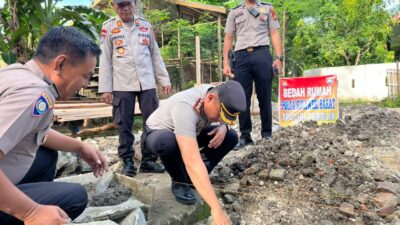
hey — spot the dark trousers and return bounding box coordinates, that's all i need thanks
[144,125,238,184]
[234,46,274,139]
[113,89,159,161]
[0,146,88,225]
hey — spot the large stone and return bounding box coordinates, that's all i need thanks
[269,169,286,181]
[75,221,118,225]
[120,208,147,225]
[258,169,270,180]
[299,153,315,167]
[224,181,240,193]
[373,171,388,182]
[339,203,355,218]
[372,192,398,208]
[356,193,368,204]
[376,182,398,194]
[74,198,145,223]
[376,205,397,217]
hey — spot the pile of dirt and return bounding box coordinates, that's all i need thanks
[212,105,400,225]
[85,180,133,207]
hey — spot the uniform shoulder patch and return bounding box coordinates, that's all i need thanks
[32,92,53,117]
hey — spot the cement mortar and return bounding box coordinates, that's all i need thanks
[85,180,133,207]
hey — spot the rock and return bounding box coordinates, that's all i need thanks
[75,221,118,225]
[359,204,368,212]
[269,169,286,181]
[258,169,270,180]
[299,153,315,167]
[339,203,355,218]
[322,175,337,187]
[223,194,235,204]
[244,165,260,175]
[239,176,249,186]
[376,182,398,194]
[289,151,301,160]
[224,181,240,194]
[356,193,368,204]
[277,158,291,167]
[372,192,398,208]
[301,168,314,177]
[232,201,243,213]
[389,174,400,183]
[376,205,397,217]
[120,208,147,225]
[373,171,388,181]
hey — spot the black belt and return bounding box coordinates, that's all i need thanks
[236,45,269,53]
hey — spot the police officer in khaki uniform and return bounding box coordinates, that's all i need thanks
[0,27,108,225]
[99,0,171,177]
[144,81,246,225]
[223,0,283,148]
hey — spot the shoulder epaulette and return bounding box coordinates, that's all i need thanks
[103,18,115,26]
[260,2,272,6]
[232,4,243,10]
[138,17,147,21]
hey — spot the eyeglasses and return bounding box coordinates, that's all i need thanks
[116,2,133,8]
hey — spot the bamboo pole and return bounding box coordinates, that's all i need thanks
[196,36,201,85]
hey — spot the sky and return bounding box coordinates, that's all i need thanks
[0,0,92,7]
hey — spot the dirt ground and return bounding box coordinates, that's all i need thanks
[80,105,399,224]
[208,105,400,225]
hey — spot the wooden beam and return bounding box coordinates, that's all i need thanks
[196,36,201,85]
[166,0,226,14]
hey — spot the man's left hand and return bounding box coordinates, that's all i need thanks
[79,143,108,177]
[207,125,228,149]
[162,85,172,95]
[272,59,282,74]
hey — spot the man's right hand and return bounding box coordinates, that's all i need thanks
[24,204,70,225]
[211,207,230,225]
[101,92,113,105]
[223,65,233,78]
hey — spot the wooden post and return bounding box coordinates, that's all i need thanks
[178,25,183,89]
[397,60,400,96]
[218,15,223,82]
[196,36,201,85]
[282,9,286,78]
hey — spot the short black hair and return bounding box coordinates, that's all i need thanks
[34,26,101,65]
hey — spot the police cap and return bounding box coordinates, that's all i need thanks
[217,80,246,125]
[112,0,134,3]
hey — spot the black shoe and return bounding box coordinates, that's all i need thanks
[139,161,166,173]
[234,138,254,150]
[171,182,196,205]
[122,158,137,177]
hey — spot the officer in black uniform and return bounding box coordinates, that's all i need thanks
[223,0,283,149]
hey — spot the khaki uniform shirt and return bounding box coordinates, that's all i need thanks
[225,1,280,51]
[99,16,171,93]
[0,60,58,184]
[146,85,214,138]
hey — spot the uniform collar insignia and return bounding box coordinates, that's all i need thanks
[193,98,204,114]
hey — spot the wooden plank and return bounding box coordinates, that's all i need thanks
[53,102,141,122]
[166,0,226,14]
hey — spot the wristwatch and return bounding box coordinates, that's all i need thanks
[275,55,285,61]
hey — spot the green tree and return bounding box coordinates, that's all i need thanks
[0,0,109,64]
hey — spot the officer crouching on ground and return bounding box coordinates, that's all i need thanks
[144,80,246,225]
[0,27,108,225]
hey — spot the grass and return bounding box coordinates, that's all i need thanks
[379,96,400,108]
